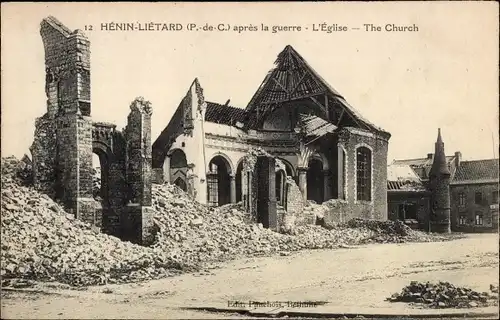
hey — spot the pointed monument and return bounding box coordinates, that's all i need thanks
[429,128,451,233]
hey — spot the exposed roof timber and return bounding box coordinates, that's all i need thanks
[289,72,308,96]
[271,77,289,94]
[254,90,328,105]
[337,108,345,126]
[243,46,389,135]
[310,96,327,115]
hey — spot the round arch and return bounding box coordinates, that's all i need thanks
[207,152,234,175]
[168,148,188,169]
[276,158,296,177]
[92,141,113,206]
[207,154,233,207]
[308,152,329,170]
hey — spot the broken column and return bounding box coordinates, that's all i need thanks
[230,174,236,203]
[122,97,154,245]
[297,167,308,203]
[337,146,345,199]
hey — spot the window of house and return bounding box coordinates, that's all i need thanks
[459,216,466,226]
[486,216,492,225]
[475,192,482,204]
[458,192,466,206]
[356,146,372,201]
[475,213,483,225]
[492,191,499,204]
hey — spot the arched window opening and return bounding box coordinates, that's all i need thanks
[356,146,372,201]
[275,170,286,206]
[92,151,109,204]
[92,153,102,200]
[207,156,231,207]
[170,149,187,168]
[307,158,324,204]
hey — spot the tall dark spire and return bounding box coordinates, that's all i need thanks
[430,128,451,176]
[429,128,451,233]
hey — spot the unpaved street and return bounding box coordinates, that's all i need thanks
[2,234,498,319]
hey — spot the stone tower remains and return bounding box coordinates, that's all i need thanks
[32,17,97,223]
[429,128,451,233]
[30,16,155,245]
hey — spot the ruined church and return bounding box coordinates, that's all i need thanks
[29,16,393,246]
[152,45,392,228]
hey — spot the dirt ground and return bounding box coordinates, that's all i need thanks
[1,233,498,319]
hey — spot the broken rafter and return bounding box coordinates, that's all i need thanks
[271,77,289,94]
[289,71,308,96]
[310,96,327,115]
[257,91,327,106]
[324,94,330,121]
[337,107,345,126]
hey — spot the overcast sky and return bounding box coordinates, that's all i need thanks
[2,2,498,163]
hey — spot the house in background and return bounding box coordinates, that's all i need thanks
[450,159,499,232]
[387,164,431,230]
[389,132,499,233]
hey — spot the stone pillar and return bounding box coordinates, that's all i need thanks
[337,146,345,200]
[123,97,154,245]
[163,155,170,184]
[323,169,331,202]
[297,166,308,203]
[230,174,236,203]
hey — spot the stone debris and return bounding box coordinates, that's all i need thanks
[150,184,451,267]
[2,156,454,287]
[1,157,186,287]
[387,281,499,308]
[341,218,440,244]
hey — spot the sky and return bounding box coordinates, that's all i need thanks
[1,2,499,163]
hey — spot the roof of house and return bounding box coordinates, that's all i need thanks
[451,159,499,184]
[392,154,457,181]
[205,102,247,126]
[387,164,428,192]
[392,156,456,168]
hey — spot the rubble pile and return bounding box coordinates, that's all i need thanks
[1,156,33,186]
[1,157,185,287]
[150,184,437,267]
[342,218,440,243]
[387,281,499,308]
[2,155,455,286]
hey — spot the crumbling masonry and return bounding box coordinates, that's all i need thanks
[30,16,154,244]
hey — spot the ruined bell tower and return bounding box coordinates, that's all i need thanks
[31,16,97,223]
[429,128,451,233]
[31,16,155,245]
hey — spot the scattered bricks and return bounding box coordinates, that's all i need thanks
[387,281,500,309]
[150,181,452,268]
[1,157,183,287]
[2,155,459,288]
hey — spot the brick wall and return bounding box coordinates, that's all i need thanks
[323,127,389,224]
[280,176,306,231]
[450,183,499,232]
[30,117,57,196]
